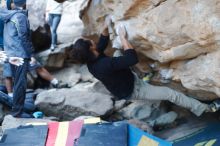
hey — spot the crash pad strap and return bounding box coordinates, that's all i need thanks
[46,122,59,146]
[46,120,83,146]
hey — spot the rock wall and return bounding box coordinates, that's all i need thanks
[27,0,46,31]
[80,0,220,99]
[35,88,113,120]
[27,0,85,43]
[57,0,87,43]
[171,51,220,98]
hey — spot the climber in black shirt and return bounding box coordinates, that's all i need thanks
[70,16,220,117]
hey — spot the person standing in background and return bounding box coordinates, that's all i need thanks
[0,0,34,118]
[46,0,63,51]
[0,18,3,49]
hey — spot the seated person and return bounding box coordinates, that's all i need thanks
[0,85,36,112]
[4,57,70,96]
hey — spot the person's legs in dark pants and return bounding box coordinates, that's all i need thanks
[49,14,61,51]
[11,59,29,117]
[3,63,13,95]
[5,77,13,95]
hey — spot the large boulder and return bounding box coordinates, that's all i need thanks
[52,64,97,87]
[81,0,219,62]
[35,88,114,120]
[80,0,220,100]
[27,0,46,31]
[57,0,86,43]
[119,101,154,120]
[72,81,111,96]
[52,64,81,87]
[35,43,73,69]
[171,51,220,99]
[78,65,96,82]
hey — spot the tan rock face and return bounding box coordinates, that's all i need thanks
[82,0,220,62]
[171,50,220,97]
[27,0,46,31]
[57,0,87,43]
[81,0,220,99]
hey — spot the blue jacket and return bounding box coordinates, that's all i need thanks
[0,19,3,49]
[0,8,33,58]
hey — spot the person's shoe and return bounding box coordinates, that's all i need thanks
[50,45,56,52]
[33,111,44,119]
[52,81,71,89]
[207,99,220,112]
[142,72,153,83]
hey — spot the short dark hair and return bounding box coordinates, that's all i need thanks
[71,38,95,63]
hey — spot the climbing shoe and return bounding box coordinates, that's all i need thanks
[52,81,71,89]
[208,99,220,112]
[142,72,153,83]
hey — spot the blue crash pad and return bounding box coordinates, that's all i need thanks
[173,123,220,146]
[0,125,48,146]
[128,124,172,146]
[76,122,127,146]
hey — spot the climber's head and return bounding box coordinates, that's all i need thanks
[70,38,98,64]
[7,0,26,10]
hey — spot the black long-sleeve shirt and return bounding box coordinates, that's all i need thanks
[87,35,139,99]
